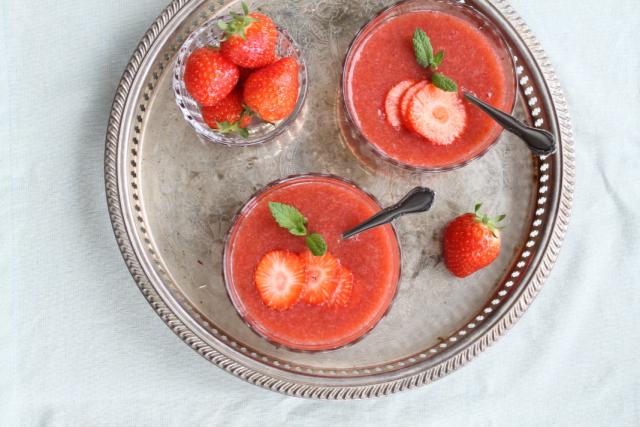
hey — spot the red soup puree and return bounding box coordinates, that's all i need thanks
[345,10,515,169]
[224,175,400,351]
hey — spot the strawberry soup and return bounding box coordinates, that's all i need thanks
[223,175,401,351]
[342,0,516,170]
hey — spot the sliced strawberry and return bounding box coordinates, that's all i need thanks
[400,80,429,130]
[407,83,466,145]
[300,250,338,305]
[384,80,416,129]
[328,265,354,307]
[254,250,305,311]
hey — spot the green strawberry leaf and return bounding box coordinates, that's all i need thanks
[305,233,327,256]
[242,104,254,117]
[215,121,249,138]
[471,204,506,237]
[268,202,308,236]
[218,2,257,41]
[238,127,250,138]
[432,72,458,92]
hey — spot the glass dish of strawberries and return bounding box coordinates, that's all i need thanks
[173,2,307,146]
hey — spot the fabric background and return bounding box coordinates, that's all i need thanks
[1,0,639,425]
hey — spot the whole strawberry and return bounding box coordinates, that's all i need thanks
[219,3,278,69]
[443,204,505,278]
[243,57,299,122]
[184,47,239,106]
[201,89,252,137]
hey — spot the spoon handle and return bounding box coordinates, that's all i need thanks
[463,92,557,156]
[342,187,435,239]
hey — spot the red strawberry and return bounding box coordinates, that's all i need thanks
[254,250,305,310]
[443,204,505,278]
[400,80,429,130]
[384,80,417,129]
[201,89,252,135]
[328,265,354,307]
[220,5,278,69]
[184,47,240,106]
[407,83,466,145]
[243,57,299,123]
[300,250,339,305]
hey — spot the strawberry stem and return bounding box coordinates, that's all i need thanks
[472,203,506,237]
[218,2,257,41]
[241,104,255,117]
[216,121,249,138]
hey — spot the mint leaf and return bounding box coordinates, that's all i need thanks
[268,203,328,255]
[413,29,433,68]
[432,72,458,92]
[431,50,444,69]
[305,233,327,256]
[268,202,308,236]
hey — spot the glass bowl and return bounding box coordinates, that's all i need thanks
[173,15,308,147]
[222,174,402,352]
[340,0,517,173]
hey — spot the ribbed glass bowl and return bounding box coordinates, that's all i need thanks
[173,15,308,147]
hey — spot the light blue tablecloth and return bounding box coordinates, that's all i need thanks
[1,0,639,425]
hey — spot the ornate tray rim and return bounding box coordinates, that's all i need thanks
[105,0,575,399]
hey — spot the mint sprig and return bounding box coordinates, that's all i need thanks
[268,202,307,236]
[431,50,444,69]
[305,233,327,257]
[432,72,458,92]
[413,29,434,68]
[412,29,458,93]
[268,202,327,256]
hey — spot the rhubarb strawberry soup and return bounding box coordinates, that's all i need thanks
[223,175,400,351]
[343,1,516,170]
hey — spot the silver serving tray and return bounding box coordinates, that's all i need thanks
[105,0,575,399]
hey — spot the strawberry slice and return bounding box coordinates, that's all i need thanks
[407,83,466,145]
[300,250,339,305]
[384,80,416,129]
[400,80,429,131]
[254,250,305,311]
[328,265,354,307]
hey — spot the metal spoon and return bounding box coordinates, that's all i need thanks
[342,187,435,239]
[463,92,556,156]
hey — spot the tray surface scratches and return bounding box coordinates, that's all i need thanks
[106,0,575,398]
